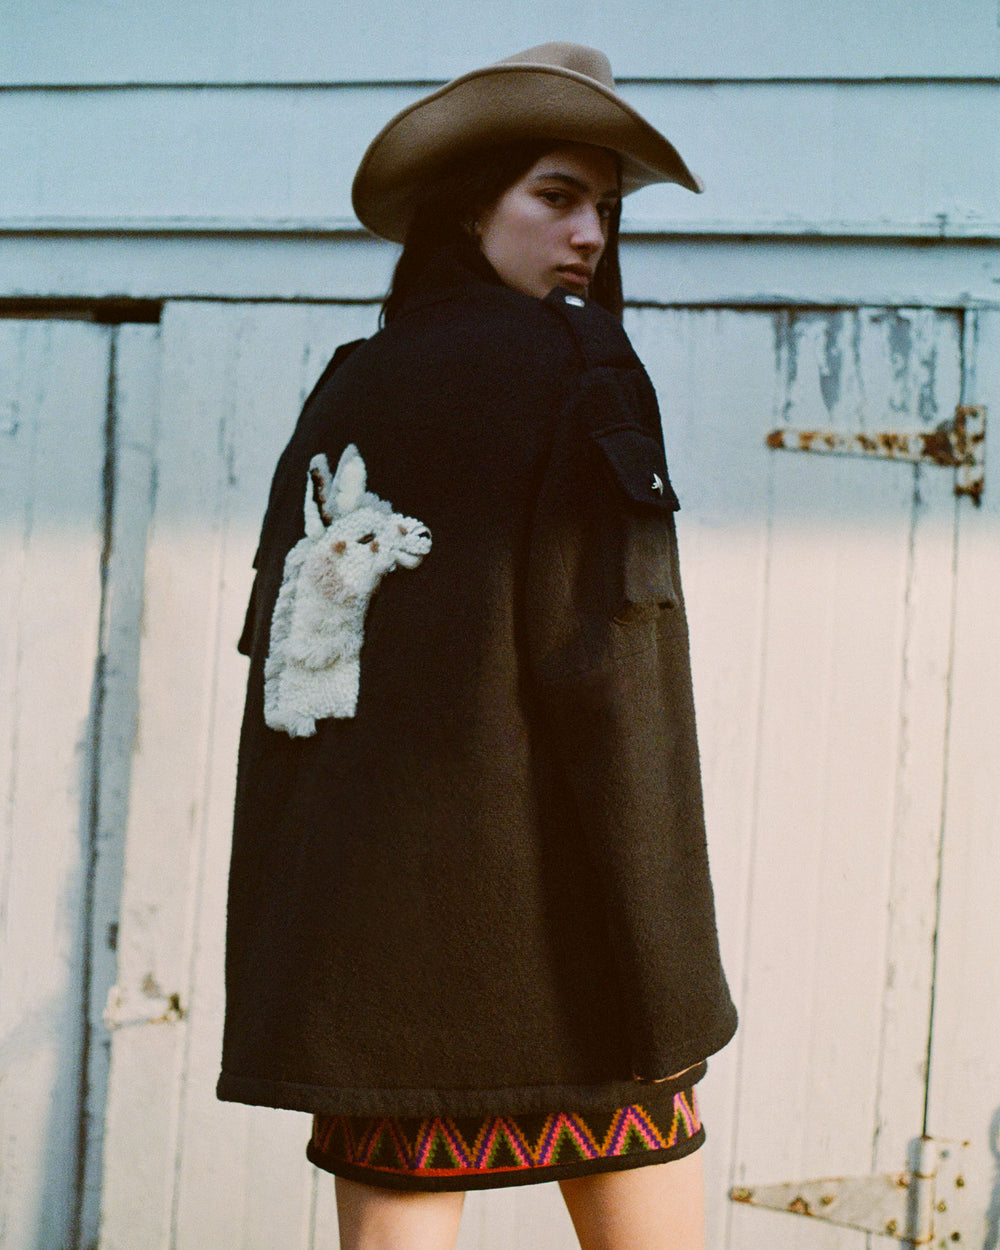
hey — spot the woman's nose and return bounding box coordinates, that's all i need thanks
[570,205,606,253]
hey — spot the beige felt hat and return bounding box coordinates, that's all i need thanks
[352,42,703,242]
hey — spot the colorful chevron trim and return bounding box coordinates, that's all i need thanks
[310,1087,701,1181]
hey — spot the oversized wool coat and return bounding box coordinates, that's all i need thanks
[217,243,737,1119]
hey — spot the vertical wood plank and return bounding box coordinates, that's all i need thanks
[0,319,109,1250]
[868,321,962,1189]
[172,302,377,1250]
[723,308,961,1250]
[79,323,162,1249]
[627,306,776,1250]
[923,309,1000,1248]
[97,303,222,1248]
[100,300,378,1249]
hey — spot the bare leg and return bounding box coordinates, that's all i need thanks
[558,1150,705,1250]
[334,1176,465,1250]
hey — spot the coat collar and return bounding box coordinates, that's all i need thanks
[393,241,508,321]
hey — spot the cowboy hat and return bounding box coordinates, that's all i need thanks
[352,42,703,242]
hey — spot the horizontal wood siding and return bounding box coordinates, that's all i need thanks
[4,236,1000,309]
[1,82,997,237]
[2,1,997,305]
[3,0,997,83]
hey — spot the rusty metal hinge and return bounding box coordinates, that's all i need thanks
[730,1137,969,1245]
[103,977,187,1030]
[766,405,986,505]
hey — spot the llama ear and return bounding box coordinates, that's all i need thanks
[330,444,367,514]
[305,454,333,536]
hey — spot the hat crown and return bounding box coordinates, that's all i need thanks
[352,41,702,242]
[497,42,616,91]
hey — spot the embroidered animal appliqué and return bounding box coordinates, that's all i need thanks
[264,444,431,736]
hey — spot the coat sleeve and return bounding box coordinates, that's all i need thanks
[236,337,368,659]
[526,363,737,1079]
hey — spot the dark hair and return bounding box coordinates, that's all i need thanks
[380,140,624,325]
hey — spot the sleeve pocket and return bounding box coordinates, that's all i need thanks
[591,424,681,619]
[591,423,681,512]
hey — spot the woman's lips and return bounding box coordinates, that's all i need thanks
[556,266,592,291]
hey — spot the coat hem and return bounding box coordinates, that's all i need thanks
[216,1060,708,1120]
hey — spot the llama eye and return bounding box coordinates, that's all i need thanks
[357,532,376,544]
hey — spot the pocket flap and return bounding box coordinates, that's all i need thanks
[591,424,680,512]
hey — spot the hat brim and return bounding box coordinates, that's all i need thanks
[352,62,703,243]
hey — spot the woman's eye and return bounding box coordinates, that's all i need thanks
[357,532,376,544]
[539,190,568,206]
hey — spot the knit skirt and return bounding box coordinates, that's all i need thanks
[307,1070,705,1192]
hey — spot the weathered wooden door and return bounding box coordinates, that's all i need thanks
[629,306,999,1250]
[89,301,998,1250]
[0,317,160,1250]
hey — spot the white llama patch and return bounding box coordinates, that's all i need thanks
[263,444,431,736]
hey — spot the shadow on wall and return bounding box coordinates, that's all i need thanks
[985,1107,1000,1250]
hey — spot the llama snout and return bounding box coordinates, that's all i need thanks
[395,522,432,568]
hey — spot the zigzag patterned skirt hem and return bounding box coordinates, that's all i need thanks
[307,1083,703,1192]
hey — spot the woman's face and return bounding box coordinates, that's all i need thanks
[474,144,620,301]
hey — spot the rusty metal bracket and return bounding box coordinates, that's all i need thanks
[103,977,187,1030]
[766,405,986,505]
[730,1137,970,1245]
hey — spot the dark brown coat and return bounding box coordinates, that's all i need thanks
[217,245,736,1118]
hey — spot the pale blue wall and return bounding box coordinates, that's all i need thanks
[1,0,998,302]
[3,0,998,80]
[1,8,997,1247]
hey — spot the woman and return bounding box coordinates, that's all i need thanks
[218,43,737,1250]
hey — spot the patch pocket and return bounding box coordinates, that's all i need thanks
[591,424,681,620]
